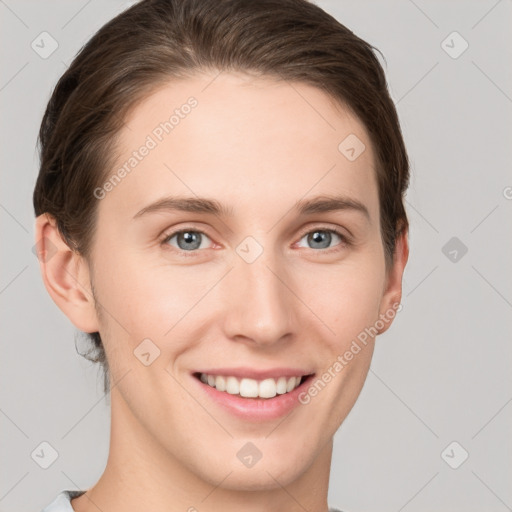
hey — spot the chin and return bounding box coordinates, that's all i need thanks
[196,447,315,492]
[214,464,307,492]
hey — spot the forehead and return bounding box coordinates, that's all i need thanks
[98,71,379,224]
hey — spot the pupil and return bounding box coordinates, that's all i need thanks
[179,231,200,250]
[310,230,330,249]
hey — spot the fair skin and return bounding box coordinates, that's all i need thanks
[35,71,408,512]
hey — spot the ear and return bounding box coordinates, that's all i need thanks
[34,213,100,333]
[377,226,409,335]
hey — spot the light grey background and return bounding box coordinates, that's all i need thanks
[1,1,511,511]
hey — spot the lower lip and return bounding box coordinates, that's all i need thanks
[192,374,314,422]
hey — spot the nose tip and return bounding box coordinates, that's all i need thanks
[222,256,295,347]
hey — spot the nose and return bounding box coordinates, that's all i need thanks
[222,248,297,348]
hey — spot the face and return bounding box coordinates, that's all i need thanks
[77,72,405,489]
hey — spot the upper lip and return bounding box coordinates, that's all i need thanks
[193,367,314,380]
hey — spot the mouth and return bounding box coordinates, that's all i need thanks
[191,369,315,421]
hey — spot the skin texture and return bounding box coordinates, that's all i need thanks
[35,71,408,512]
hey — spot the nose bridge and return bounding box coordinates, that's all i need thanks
[223,244,295,345]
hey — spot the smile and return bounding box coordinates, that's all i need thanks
[198,373,303,398]
[192,368,315,421]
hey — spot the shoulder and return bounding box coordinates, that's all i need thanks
[40,490,86,512]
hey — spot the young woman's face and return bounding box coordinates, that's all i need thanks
[87,71,404,489]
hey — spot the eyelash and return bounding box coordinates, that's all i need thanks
[160,226,350,257]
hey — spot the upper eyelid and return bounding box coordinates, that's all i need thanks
[296,224,347,239]
[161,226,211,242]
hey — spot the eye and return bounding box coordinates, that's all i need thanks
[296,227,348,251]
[161,229,213,252]
[160,226,349,256]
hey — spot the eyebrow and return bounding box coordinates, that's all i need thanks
[132,194,370,221]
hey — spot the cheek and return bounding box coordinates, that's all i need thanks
[95,252,181,323]
[94,253,214,360]
[297,259,385,344]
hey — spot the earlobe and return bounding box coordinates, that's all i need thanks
[377,227,409,335]
[34,213,100,333]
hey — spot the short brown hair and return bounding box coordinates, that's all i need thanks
[33,0,410,395]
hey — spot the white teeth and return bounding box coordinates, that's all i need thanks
[259,378,277,398]
[240,378,259,398]
[199,373,304,398]
[215,375,226,392]
[225,376,239,395]
[276,376,287,394]
[286,376,297,392]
